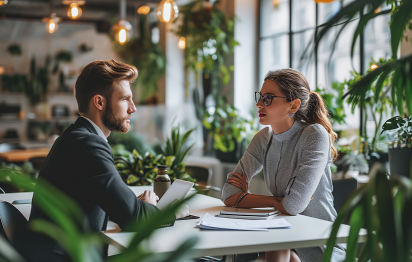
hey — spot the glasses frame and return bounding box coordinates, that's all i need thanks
[255,91,287,106]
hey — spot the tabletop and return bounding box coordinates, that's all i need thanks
[0,148,50,162]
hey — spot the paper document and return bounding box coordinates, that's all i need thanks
[198,213,292,231]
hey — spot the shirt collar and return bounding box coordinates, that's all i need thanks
[272,120,303,142]
[80,116,108,142]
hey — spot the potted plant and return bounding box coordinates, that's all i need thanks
[381,116,412,177]
[337,58,393,169]
[202,99,257,163]
[157,125,196,182]
[114,150,163,186]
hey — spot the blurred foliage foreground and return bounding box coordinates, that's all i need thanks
[0,167,198,262]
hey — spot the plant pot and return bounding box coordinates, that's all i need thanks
[368,152,389,173]
[215,140,246,163]
[389,148,412,178]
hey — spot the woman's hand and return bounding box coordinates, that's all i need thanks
[227,172,249,193]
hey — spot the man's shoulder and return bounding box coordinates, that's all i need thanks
[57,123,110,149]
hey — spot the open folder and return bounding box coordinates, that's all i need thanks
[197,213,292,231]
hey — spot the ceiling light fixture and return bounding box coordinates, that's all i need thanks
[62,0,85,20]
[137,5,150,15]
[178,37,186,50]
[113,0,132,45]
[156,0,179,23]
[0,0,8,6]
[42,13,61,34]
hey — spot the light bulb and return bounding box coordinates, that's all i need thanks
[163,2,171,22]
[156,0,178,23]
[178,37,186,50]
[0,0,8,6]
[371,64,378,70]
[119,29,127,44]
[137,5,150,15]
[113,20,132,45]
[67,3,82,19]
[47,19,58,34]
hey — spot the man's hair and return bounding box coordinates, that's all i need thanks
[75,59,138,114]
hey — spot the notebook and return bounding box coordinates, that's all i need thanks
[216,213,279,220]
[220,207,279,217]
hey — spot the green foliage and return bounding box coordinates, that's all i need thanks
[382,116,412,148]
[323,164,412,262]
[172,0,238,85]
[315,81,347,128]
[0,162,38,192]
[1,74,28,92]
[108,131,154,155]
[55,50,73,63]
[7,44,22,56]
[115,150,163,186]
[112,16,166,101]
[114,125,196,184]
[0,164,198,262]
[341,58,393,154]
[334,152,369,175]
[203,99,256,153]
[305,0,412,116]
[159,125,196,182]
[78,43,93,53]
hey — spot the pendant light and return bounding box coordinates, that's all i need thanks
[42,13,61,34]
[137,5,150,15]
[178,37,186,50]
[113,0,132,45]
[156,0,179,23]
[62,0,85,20]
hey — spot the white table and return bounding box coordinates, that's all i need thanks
[0,187,366,258]
[102,187,366,258]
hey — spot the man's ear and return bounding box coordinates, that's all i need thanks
[92,95,105,111]
[291,99,301,112]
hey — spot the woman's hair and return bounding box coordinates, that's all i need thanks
[75,59,138,114]
[264,68,338,160]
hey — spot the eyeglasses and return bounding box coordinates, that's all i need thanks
[254,91,287,106]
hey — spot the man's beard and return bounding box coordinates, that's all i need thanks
[102,102,130,134]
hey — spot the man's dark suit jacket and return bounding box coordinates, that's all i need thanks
[28,117,159,261]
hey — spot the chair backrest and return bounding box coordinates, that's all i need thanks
[185,165,212,185]
[0,201,28,245]
[332,178,358,212]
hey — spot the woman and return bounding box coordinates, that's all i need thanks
[221,69,346,262]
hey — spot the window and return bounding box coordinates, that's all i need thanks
[258,0,392,133]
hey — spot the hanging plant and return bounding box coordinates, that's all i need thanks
[172,0,239,88]
[78,43,93,53]
[112,15,166,102]
[7,44,22,56]
[55,50,73,63]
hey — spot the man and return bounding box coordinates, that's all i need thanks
[29,60,164,261]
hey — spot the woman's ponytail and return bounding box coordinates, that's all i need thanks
[304,92,338,160]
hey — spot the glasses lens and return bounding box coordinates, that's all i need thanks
[255,92,261,103]
[263,94,272,106]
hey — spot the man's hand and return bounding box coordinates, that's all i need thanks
[137,190,159,206]
[227,172,249,193]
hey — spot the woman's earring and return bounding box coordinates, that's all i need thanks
[289,112,295,118]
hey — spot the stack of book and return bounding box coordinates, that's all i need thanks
[216,207,280,220]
